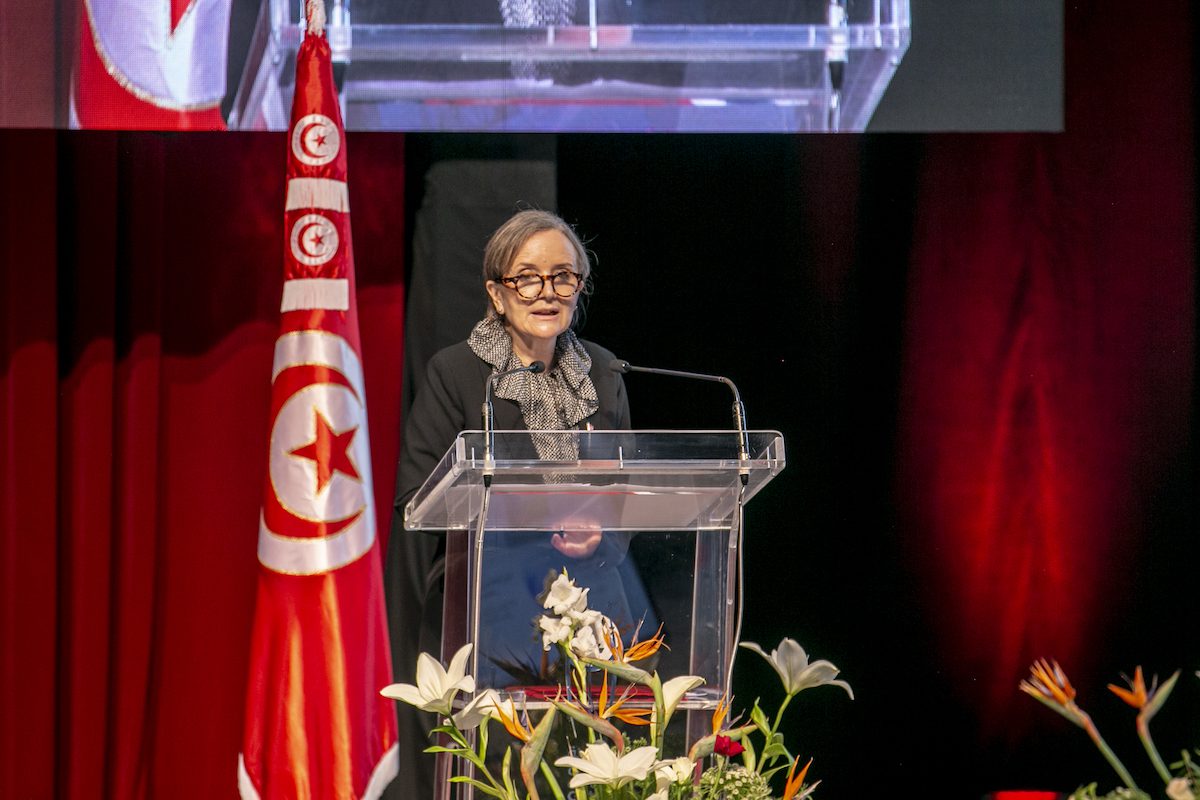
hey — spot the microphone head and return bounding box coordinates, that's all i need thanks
[608,358,631,374]
[528,360,546,374]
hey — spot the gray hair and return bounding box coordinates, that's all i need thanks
[483,209,593,323]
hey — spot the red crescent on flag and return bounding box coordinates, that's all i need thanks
[265,366,365,536]
[257,330,376,575]
[290,113,340,166]
[289,214,339,267]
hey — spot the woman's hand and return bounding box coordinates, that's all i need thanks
[550,526,603,558]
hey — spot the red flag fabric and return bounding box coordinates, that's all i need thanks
[239,2,399,797]
[73,0,230,129]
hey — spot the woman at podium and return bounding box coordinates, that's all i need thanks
[385,209,654,794]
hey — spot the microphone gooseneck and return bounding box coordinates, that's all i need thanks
[609,358,751,483]
[482,360,546,484]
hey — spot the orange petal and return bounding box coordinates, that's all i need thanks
[1108,666,1148,709]
[711,694,731,735]
[624,625,667,662]
[1028,659,1075,706]
[612,706,653,726]
[783,757,813,800]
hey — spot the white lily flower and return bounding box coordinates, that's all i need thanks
[538,614,574,650]
[554,743,659,788]
[654,756,696,789]
[740,638,854,699]
[661,675,704,718]
[650,674,704,736]
[380,643,476,716]
[543,572,589,615]
[565,606,601,625]
[646,791,669,800]
[569,622,613,661]
[450,689,503,730]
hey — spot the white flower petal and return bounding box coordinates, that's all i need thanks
[445,643,474,685]
[661,675,704,716]
[379,682,425,708]
[414,652,444,700]
[451,689,502,730]
[617,746,659,781]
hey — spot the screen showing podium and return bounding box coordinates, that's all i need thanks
[230,1,911,132]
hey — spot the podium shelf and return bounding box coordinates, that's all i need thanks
[404,430,785,531]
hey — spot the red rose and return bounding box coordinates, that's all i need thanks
[714,735,744,757]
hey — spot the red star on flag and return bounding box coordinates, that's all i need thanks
[289,408,361,493]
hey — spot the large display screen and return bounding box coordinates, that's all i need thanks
[0,0,1061,132]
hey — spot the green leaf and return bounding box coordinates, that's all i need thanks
[761,763,792,782]
[431,724,471,748]
[741,734,758,772]
[448,776,508,799]
[581,657,652,685]
[761,739,790,762]
[749,700,771,735]
[424,745,470,755]
[1141,670,1180,722]
[688,733,716,761]
[520,707,559,799]
[477,718,490,758]
[552,701,623,749]
[501,747,518,799]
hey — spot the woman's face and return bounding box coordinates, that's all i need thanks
[486,229,581,358]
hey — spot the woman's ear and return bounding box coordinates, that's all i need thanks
[485,280,505,316]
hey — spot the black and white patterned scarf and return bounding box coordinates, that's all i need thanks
[467,315,599,460]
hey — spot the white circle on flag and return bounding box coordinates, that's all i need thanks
[270,382,368,523]
[290,213,339,267]
[291,113,340,166]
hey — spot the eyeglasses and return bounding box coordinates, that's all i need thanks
[499,270,583,300]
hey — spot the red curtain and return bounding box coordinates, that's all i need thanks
[0,130,404,798]
[898,3,1194,733]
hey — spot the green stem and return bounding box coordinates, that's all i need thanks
[1080,712,1138,791]
[752,691,796,774]
[771,692,796,734]
[653,685,667,752]
[1136,715,1172,785]
[538,761,566,800]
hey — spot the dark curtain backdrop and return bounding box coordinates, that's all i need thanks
[1,3,1196,800]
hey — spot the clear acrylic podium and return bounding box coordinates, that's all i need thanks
[405,429,785,798]
[229,2,910,132]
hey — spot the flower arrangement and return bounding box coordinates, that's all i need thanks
[383,570,854,799]
[1021,659,1200,800]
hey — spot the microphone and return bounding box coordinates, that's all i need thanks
[825,0,848,131]
[609,358,751,483]
[482,360,545,483]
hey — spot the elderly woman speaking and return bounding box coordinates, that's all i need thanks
[385,209,653,792]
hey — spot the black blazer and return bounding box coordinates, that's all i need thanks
[393,337,631,512]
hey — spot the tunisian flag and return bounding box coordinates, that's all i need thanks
[238,2,399,797]
[74,0,231,129]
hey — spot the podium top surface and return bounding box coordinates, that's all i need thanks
[404,429,785,532]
